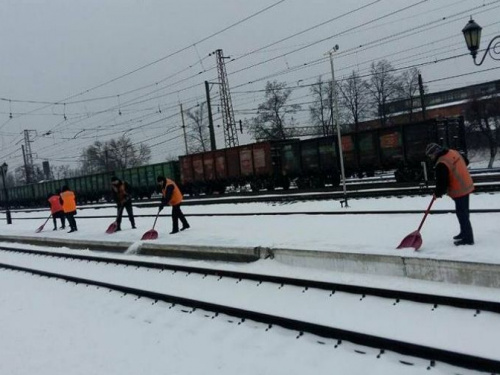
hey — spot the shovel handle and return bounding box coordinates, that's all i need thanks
[43,214,52,226]
[151,208,161,230]
[416,195,436,232]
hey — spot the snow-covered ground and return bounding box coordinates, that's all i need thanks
[2,193,500,264]
[1,269,483,375]
[1,193,500,375]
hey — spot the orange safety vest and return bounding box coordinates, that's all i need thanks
[60,191,77,213]
[162,179,183,206]
[48,195,63,214]
[436,149,474,199]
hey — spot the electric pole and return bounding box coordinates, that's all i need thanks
[204,81,217,151]
[213,49,239,148]
[180,104,189,155]
[418,73,427,120]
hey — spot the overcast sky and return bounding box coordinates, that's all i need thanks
[0,0,499,170]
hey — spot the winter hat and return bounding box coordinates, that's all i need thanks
[425,143,444,158]
[111,176,120,183]
[156,176,165,183]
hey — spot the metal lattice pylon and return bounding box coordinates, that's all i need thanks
[214,49,239,148]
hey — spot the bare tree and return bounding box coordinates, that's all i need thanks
[339,70,369,131]
[465,94,500,168]
[309,76,334,136]
[396,67,421,122]
[80,136,151,173]
[367,60,401,126]
[186,102,210,153]
[247,80,301,140]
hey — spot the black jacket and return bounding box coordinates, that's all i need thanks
[111,181,132,206]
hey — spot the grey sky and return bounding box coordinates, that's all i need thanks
[0,0,498,170]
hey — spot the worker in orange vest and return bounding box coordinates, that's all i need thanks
[157,176,190,234]
[60,185,78,233]
[425,143,474,246]
[47,191,65,230]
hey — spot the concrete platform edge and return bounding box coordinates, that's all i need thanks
[0,235,498,288]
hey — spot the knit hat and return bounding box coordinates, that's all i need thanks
[425,143,444,158]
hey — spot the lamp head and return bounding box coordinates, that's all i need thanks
[462,17,482,59]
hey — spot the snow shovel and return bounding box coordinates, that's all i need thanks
[106,221,118,234]
[35,215,52,233]
[396,196,436,251]
[106,206,123,234]
[141,209,161,240]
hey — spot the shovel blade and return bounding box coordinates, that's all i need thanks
[35,225,45,233]
[106,222,118,234]
[396,230,423,251]
[141,229,158,241]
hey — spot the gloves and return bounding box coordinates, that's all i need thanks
[158,204,164,212]
[433,193,442,199]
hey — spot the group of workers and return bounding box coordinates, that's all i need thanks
[46,142,474,246]
[48,176,190,235]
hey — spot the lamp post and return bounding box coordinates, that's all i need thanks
[327,45,348,208]
[1,162,12,224]
[462,17,500,66]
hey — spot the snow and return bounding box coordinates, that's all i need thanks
[0,262,489,375]
[1,193,500,374]
[2,193,500,264]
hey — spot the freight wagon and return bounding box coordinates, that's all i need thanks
[179,140,297,194]
[0,161,179,208]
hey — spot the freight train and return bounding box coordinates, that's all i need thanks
[179,117,466,194]
[0,117,466,207]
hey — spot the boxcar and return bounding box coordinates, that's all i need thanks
[179,140,298,194]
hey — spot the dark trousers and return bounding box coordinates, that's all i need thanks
[65,211,77,231]
[52,211,66,229]
[171,204,189,232]
[116,201,135,228]
[454,194,473,242]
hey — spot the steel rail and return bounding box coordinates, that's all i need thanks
[2,245,500,314]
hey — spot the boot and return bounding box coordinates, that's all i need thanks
[454,239,474,246]
[181,224,190,231]
[453,233,463,240]
[170,230,179,234]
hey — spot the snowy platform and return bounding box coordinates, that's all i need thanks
[1,233,500,288]
[1,193,500,287]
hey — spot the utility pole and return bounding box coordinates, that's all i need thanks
[22,129,36,183]
[418,73,427,120]
[21,145,30,184]
[204,81,217,151]
[327,45,348,208]
[213,49,239,148]
[180,104,189,155]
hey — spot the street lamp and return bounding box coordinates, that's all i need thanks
[326,45,348,208]
[1,162,12,224]
[462,17,500,66]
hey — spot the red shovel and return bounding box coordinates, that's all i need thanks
[106,207,123,234]
[396,196,436,251]
[106,221,118,234]
[35,215,52,233]
[141,209,161,240]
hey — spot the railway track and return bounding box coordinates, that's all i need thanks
[1,244,499,373]
[4,182,500,216]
